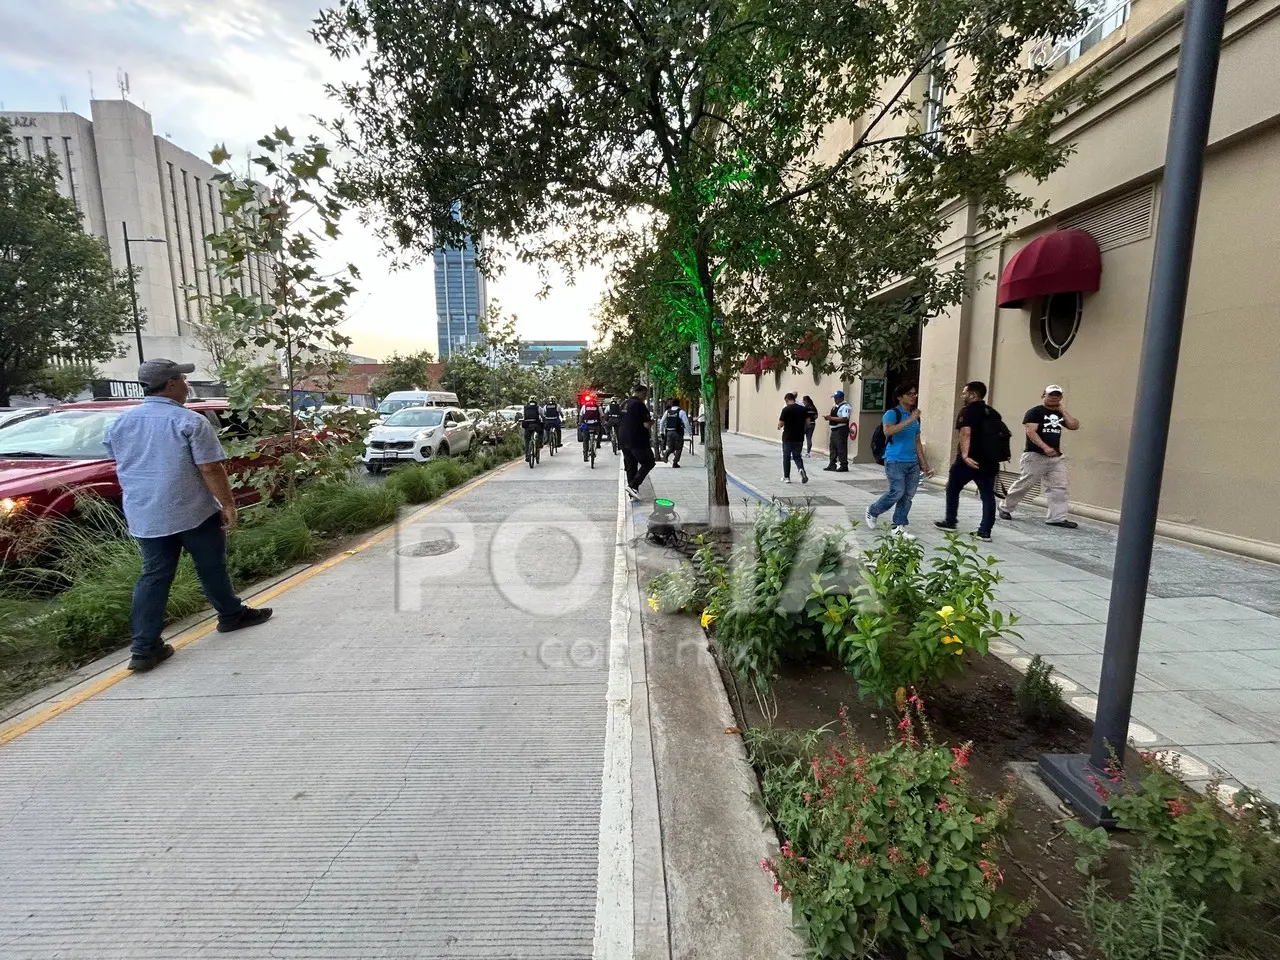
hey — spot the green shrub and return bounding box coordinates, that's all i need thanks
[295,481,404,535]
[714,507,845,697]
[384,465,448,504]
[51,544,205,658]
[429,457,473,488]
[648,537,728,615]
[1082,859,1214,960]
[806,532,1014,706]
[1106,758,1280,958]
[1016,653,1065,724]
[1065,819,1111,876]
[749,700,1026,960]
[226,508,317,584]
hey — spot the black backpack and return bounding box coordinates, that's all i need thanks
[870,408,902,465]
[974,406,1013,466]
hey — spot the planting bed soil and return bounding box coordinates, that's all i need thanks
[732,649,1133,960]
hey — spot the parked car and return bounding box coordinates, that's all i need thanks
[375,390,460,421]
[361,406,474,472]
[474,408,521,444]
[0,399,307,559]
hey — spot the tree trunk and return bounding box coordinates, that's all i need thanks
[694,245,730,530]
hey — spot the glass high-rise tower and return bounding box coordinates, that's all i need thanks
[433,235,487,359]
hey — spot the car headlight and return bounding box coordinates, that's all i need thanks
[0,496,30,517]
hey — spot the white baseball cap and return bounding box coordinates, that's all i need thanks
[1044,384,1064,395]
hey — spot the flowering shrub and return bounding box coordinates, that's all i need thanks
[748,699,1027,960]
[1104,755,1280,958]
[806,532,1014,705]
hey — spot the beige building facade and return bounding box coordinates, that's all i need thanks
[732,0,1280,560]
[3,100,273,381]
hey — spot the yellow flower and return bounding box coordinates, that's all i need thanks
[826,609,842,623]
[648,596,660,611]
[938,605,955,621]
[954,648,964,656]
[700,610,718,629]
[941,635,962,645]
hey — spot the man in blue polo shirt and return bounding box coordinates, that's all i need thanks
[103,359,272,672]
[865,382,933,537]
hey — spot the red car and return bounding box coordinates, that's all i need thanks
[0,399,308,557]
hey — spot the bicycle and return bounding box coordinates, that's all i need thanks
[525,430,542,468]
[608,422,619,455]
[547,425,560,456]
[582,427,597,468]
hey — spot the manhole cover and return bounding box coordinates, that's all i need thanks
[397,537,459,558]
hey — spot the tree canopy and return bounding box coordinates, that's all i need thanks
[370,349,438,397]
[316,0,1091,522]
[0,118,130,406]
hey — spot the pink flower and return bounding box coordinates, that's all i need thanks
[1087,774,1111,802]
[803,791,811,804]
[973,816,983,824]
[887,846,903,863]
[1167,797,1191,818]
[916,862,930,877]
[936,799,951,813]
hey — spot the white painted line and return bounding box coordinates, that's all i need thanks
[593,466,635,959]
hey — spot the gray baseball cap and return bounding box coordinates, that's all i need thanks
[138,358,195,389]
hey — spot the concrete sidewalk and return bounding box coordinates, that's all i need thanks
[0,457,619,959]
[641,431,1280,802]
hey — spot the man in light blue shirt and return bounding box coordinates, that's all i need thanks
[865,382,933,537]
[103,359,272,672]
[658,398,692,467]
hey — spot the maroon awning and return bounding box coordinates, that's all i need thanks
[741,357,761,375]
[758,356,777,372]
[997,228,1102,308]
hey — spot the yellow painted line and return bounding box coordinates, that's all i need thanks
[0,460,518,748]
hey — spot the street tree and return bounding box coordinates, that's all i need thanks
[201,128,362,496]
[316,0,1090,524]
[0,118,131,406]
[370,349,437,397]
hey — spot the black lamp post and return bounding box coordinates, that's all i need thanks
[1038,0,1229,825]
[121,221,168,363]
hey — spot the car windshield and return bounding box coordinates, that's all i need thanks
[377,398,422,415]
[0,408,125,459]
[383,408,443,427]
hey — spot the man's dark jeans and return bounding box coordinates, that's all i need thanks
[664,428,684,465]
[131,510,246,658]
[782,439,805,479]
[943,458,998,536]
[624,442,656,490]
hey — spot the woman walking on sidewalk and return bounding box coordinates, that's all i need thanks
[801,395,819,455]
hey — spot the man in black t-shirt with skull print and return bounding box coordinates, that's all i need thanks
[999,384,1080,529]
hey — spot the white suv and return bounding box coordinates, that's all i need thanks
[361,406,474,473]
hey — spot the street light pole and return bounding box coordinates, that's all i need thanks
[122,221,145,363]
[1039,0,1228,825]
[121,222,169,366]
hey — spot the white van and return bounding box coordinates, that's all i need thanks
[375,390,461,420]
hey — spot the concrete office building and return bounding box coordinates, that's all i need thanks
[434,237,488,359]
[731,0,1280,560]
[2,99,272,380]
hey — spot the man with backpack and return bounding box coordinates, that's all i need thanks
[935,381,1009,541]
[658,398,691,467]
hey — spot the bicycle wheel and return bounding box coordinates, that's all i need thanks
[590,437,596,468]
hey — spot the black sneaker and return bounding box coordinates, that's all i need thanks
[998,509,1013,521]
[672,463,681,468]
[822,465,837,472]
[1046,520,1079,529]
[835,466,849,473]
[976,531,993,542]
[129,643,175,673]
[934,520,957,530]
[217,606,274,633]
[800,470,809,484]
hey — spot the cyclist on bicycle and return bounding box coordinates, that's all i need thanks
[522,396,544,456]
[579,393,603,461]
[542,398,563,448]
[606,396,624,449]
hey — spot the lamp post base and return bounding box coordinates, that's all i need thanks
[1038,753,1117,828]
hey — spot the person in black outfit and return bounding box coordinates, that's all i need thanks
[801,395,819,455]
[935,381,999,541]
[620,384,655,499]
[777,393,810,484]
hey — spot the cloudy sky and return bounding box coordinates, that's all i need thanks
[0,0,606,359]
